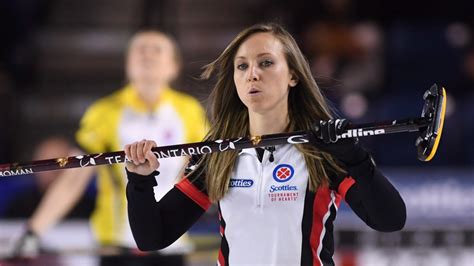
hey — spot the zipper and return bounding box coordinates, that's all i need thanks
[249,147,276,208]
[256,149,272,208]
[256,156,264,208]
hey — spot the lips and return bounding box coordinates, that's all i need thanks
[249,87,261,94]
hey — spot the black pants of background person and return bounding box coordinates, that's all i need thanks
[100,253,185,266]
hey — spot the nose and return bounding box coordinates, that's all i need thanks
[247,65,259,82]
[141,46,160,58]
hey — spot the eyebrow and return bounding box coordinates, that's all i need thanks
[235,52,273,60]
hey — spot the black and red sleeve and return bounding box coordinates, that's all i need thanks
[126,157,211,251]
[332,156,407,232]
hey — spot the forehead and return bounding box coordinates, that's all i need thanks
[129,33,173,50]
[235,32,284,59]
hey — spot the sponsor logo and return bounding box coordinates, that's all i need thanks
[272,164,294,183]
[268,191,299,202]
[268,184,299,202]
[269,164,298,202]
[0,168,34,176]
[269,184,297,193]
[229,179,254,188]
[339,129,385,139]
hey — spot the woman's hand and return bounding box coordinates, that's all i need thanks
[124,140,160,176]
[312,119,368,166]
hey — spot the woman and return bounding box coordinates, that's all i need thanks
[124,23,406,266]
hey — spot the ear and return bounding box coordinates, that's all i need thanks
[289,71,299,87]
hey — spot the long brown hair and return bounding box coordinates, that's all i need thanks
[200,23,345,202]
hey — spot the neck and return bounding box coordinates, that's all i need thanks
[248,109,289,137]
[132,81,166,109]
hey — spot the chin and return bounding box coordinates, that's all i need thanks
[141,76,162,84]
[247,105,271,115]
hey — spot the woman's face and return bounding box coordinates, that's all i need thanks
[126,32,178,86]
[233,32,297,115]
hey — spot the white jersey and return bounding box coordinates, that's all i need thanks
[127,139,406,266]
[217,145,342,265]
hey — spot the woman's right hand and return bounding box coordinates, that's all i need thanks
[124,139,160,176]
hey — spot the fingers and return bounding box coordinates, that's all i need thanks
[143,140,157,154]
[124,140,158,165]
[314,119,349,143]
[125,140,145,165]
[144,140,159,170]
[136,140,146,164]
[328,120,337,143]
[335,119,349,134]
[123,140,159,175]
[142,140,157,164]
[124,144,132,164]
[320,121,330,143]
[129,141,139,165]
[145,150,159,170]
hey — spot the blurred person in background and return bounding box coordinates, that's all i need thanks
[11,30,208,266]
[5,137,94,218]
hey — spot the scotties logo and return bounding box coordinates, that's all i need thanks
[229,179,254,188]
[272,164,294,183]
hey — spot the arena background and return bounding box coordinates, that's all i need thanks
[0,0,473,265]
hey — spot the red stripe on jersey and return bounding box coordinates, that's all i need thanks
[220,225,224,236]
[310,187,332,266]
[338,176,356,200]
[218,248,226,266]
[176,178,211,210]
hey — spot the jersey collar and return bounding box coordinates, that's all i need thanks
[239,148,258,157]
[239,145,284,159]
